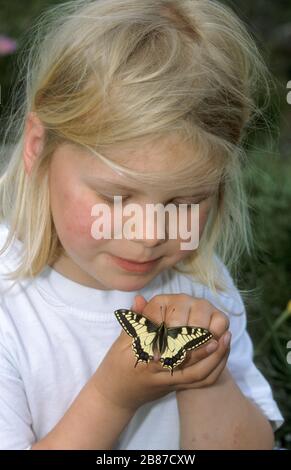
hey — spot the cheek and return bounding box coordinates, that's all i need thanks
[174,202,212,257]
[51,186,102,248]
[66,198,93,239]
[176,203,211,239]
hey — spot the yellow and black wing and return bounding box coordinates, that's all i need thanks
[160,326,213,375]
[114,309,160,367]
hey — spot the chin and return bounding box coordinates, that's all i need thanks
[111,275,155,292]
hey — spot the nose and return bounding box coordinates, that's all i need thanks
[124,202,169,247]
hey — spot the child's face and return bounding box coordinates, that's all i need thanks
[48,135,218,291]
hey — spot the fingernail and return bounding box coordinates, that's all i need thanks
[206,340,218,354]
[223,331,231,347]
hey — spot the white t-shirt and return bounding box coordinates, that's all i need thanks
[0,222,283,450]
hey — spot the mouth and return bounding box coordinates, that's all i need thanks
[110,255,162,273]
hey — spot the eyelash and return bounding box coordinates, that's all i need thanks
[98,194,207,207]
[99,194,129,204]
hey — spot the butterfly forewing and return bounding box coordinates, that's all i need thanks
[114,309,160,365]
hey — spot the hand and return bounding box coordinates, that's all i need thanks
[134,294,231,387]
[93,293,231,413]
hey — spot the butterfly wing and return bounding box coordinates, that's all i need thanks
[114,309,160,366]
[160,326,213,375]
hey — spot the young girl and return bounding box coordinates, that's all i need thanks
[0,0,283,450]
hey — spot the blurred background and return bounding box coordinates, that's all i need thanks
[0,0,290,448]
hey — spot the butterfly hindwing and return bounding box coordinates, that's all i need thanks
[160,326,213,375]
[114,309,160,366]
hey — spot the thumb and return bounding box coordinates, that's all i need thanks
[131,294,148,313]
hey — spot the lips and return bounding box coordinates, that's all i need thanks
[123,257,159,263]
[111,255,161,273]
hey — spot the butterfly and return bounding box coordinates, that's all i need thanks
[114,307,213,375]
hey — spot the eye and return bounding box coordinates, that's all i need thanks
[98,194,130,204]
[171,197,207,207]
[172,201,190,208]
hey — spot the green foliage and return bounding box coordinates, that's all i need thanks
[240,145,291,448]
[0,0,61,115]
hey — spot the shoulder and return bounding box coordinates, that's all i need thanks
[0,221,22,276]
[0,221,23,287]
[162,255,245,315]
[0,222,32,337]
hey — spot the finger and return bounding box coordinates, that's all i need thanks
[135,295,148,311]
[167,298,212,329]
[146,334,229,385]
[175,338,219,369]
[150,327,224,376]
[188,299,213,329]
[182,331,231,381]
[165,305,191,327]
[175,352,229,391]
[131,295,148,312]
[209,309,230,339]
[197,352,230,387]
[166,331,231,386]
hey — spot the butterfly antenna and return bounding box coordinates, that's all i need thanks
[186,306,191,325]
[160,305,165,323]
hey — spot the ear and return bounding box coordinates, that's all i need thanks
[23,112,45,175]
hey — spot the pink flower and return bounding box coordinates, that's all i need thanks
[0,35,17,56]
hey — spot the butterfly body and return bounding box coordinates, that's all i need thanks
[152,322,166,356]
[114,308,213,375]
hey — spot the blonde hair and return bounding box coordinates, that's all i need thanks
[0,0,271,295]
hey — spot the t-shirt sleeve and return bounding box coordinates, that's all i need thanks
[204,258,284,431]
[0,309,36,450]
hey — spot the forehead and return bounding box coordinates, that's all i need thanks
[58,134,224,193]
[98,134,195,173]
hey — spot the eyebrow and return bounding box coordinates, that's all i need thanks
[90,177,148,192]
